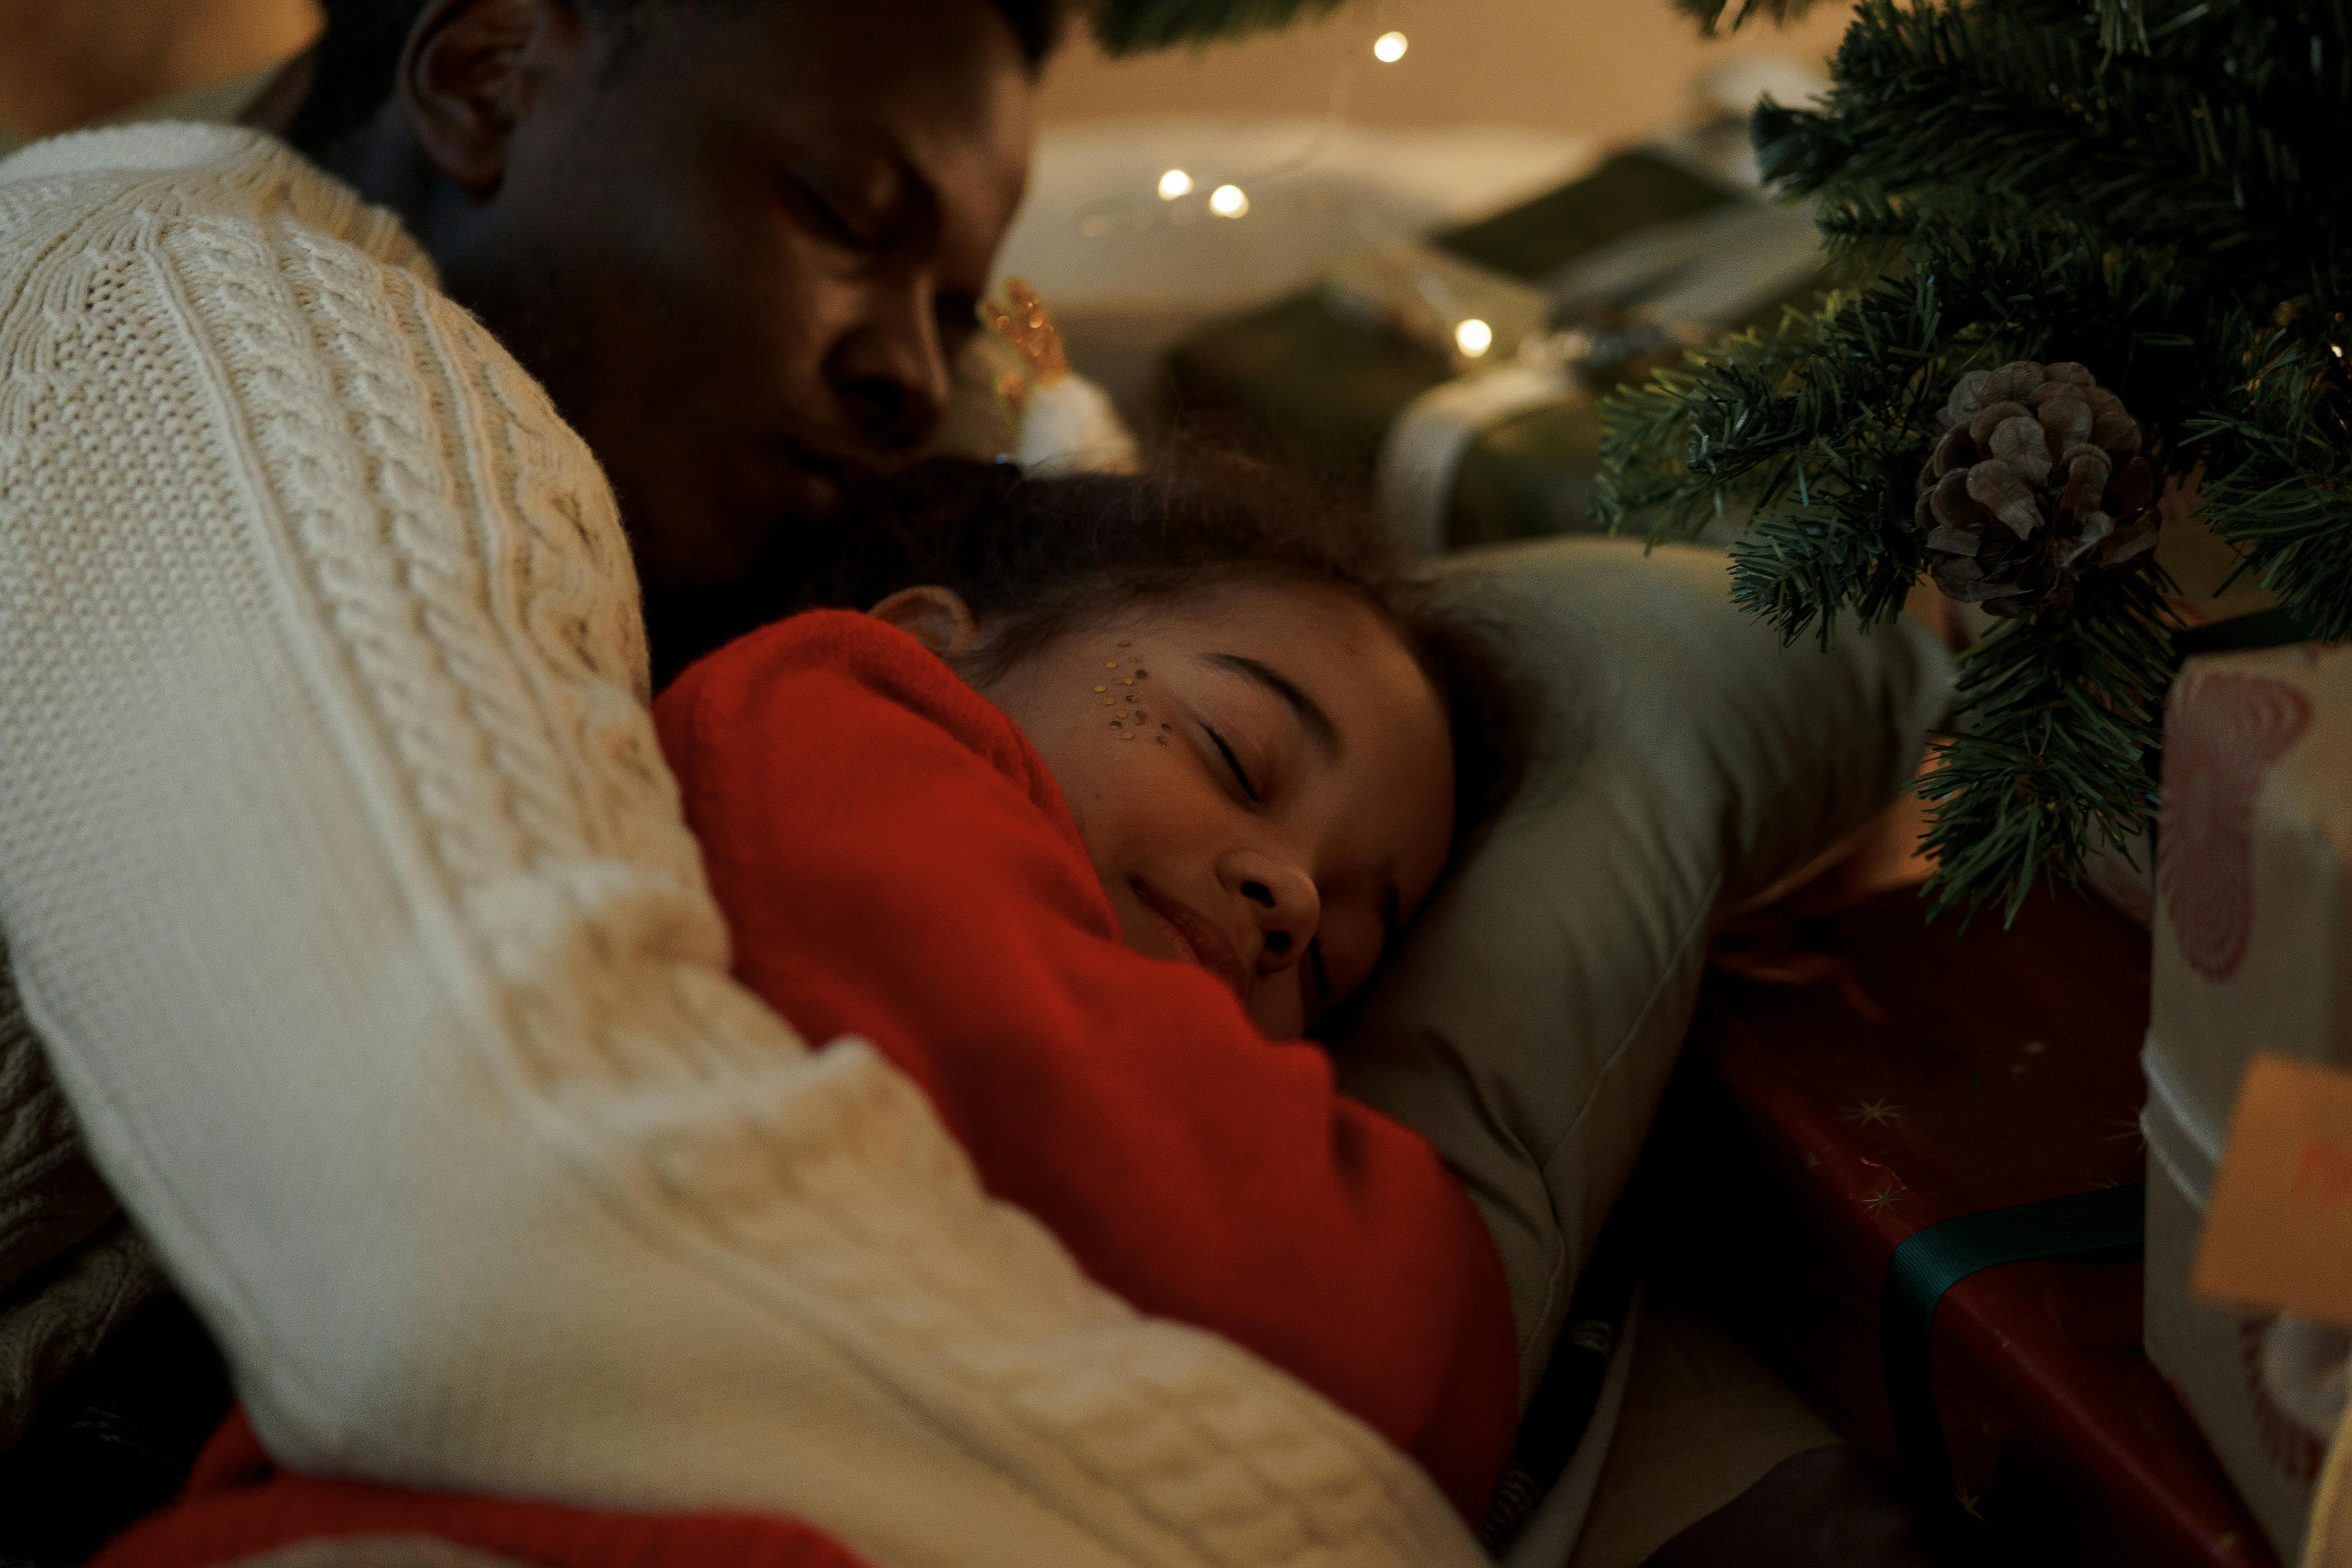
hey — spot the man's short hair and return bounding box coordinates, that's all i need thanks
[286,0,1066,159]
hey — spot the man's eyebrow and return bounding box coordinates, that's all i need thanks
[804,121,944,247]
[881,143,945,248]
[1205,653,1340,758]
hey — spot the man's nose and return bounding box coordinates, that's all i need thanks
[826,275,951,451]
[1230,854,1321,973]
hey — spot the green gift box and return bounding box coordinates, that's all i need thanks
[1164,144,1829,553]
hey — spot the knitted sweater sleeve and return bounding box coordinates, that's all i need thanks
[0,128,1485,1568]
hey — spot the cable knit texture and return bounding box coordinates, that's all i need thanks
[0,124,1482,1568]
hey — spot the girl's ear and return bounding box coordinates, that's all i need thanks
[868,586,982,658]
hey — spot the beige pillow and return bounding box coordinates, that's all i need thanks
[1338,538,1951,1400]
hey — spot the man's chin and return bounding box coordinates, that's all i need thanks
[769,455,846,519]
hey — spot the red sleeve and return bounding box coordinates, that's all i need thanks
[655,612,1515,1521]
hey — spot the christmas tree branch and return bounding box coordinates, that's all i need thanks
[1601,268,1965,644]
[1769,0,2345,305]
[1611,0,2352,917]
[1919,570,2178,921]
[2189,325,2352,640]
[1088,0,1351,54]
[1672,0,1824,34]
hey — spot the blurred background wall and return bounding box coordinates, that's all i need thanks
[0,0,1855,420]
[0,0,317,145]
[1036,0,1850,142]
[0,0,1852,151]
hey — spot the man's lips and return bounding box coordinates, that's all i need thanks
[766,439,874,510]
[1132,881,1250,1000]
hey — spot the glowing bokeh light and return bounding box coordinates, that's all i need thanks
[1455,318,1495,357]
[1373,31,1408,63]
[1158,169,1194,200]
[1209,184,1250,218]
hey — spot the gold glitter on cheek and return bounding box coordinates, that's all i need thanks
[1118,641,1132,648]
[1156,735,1169,745]
[1106,661,1119,669]
[1122,731,1135,740]
[1110,719,1122,728]
[1094,685,1106,693]
[1135,669,1149,680]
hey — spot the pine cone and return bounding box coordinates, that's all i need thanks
[1915,360,2161,616]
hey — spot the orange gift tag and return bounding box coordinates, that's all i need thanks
[2194,1053,2352,1326]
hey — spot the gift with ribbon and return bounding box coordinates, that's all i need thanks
[1165,138,1827,556]
[2149,642,2352,1565]
[1645,880,2272,1566]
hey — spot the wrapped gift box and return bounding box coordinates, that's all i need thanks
[2145,642,2352,1563]
[1163,141,1827,553]
[1648,885,2273,1566]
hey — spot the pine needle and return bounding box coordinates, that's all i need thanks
[1598,0,2352,921]
[1675,0,1824,34]
[1090,0,1354,54]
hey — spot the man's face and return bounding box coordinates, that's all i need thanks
[433,0,1035,614]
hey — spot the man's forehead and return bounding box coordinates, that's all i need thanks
[703,0,1034,241]
[699,0,1034,143]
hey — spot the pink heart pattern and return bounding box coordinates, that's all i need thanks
[2160,671,2315,982]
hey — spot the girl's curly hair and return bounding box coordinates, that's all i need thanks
[787,455,1530,852]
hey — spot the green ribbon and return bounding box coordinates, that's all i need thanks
[2172,606,2316,665]
[1879,1183,2146,1491]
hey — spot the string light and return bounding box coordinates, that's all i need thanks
[1455,318,1494,357]
[1110,27,1417,233]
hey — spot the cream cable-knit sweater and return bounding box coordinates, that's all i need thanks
[0,125,1480,1568]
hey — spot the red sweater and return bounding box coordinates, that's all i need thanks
[97,611,1513,1567]
[655,612,1514,1516]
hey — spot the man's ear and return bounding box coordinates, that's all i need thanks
[868,587,984,659]
[400,0,580,195]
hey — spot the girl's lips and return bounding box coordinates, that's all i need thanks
[1132,881,1250,1000]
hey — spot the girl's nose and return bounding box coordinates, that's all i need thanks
[1228,852,1321,974]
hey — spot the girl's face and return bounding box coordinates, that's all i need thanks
[883,579,1455,1039]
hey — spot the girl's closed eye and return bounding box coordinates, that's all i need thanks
[1201,722,1260,804]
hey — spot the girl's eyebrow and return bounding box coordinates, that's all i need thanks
[1203,653,1340,759]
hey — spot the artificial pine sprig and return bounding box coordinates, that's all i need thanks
[1674,0,1824,34]
[1599,0,2352,917]
[1919,565,2180,925]
[1088,0,1352,53]
[2187,324,2352,641]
